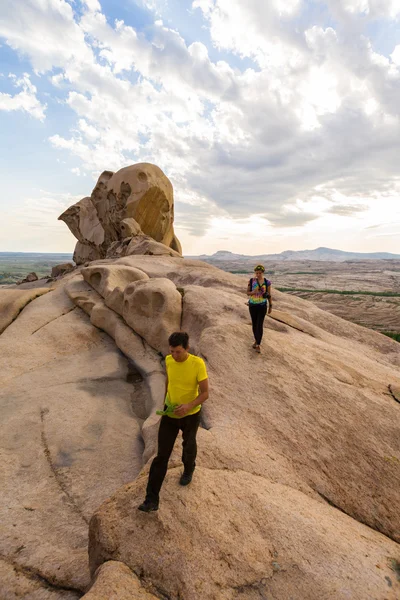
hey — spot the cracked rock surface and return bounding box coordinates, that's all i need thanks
[89,467,400,600]
[1,256,400,599]
[0,274,151,597]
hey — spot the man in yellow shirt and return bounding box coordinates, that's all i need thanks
[138,331,209,512]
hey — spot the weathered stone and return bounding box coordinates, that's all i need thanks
[126,235,182,258]
[0,288,51,334]
[59,196,105,246]
[106,164,176,247]
[81,265,149,299]
[2,254,400,599]
[390,384,400,403]
[120,218,142,237]
[104,286,124,316]
[59,164,182,265]
[123,278,182,355]
[73,241,103,265]
[83,561,159,600]
[51,262,75,278]
[89,467,400,600]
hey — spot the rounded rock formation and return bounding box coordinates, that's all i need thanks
[122,277,183,355]
[59,163,182,264]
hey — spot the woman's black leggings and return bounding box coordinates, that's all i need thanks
[249,303,267,345]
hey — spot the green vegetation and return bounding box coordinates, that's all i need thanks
[382,332,400,343]
[282,271,326,275]
[0,253,72,285]
[276,287,400,297]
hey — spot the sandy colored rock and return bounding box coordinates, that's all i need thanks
[83,561,159,600]
[0,287,51,334]
[59,164,182,265]
[66,277,165,417]
[0,283,148,594]
[89,467,400,600]
[104,286,124,315]
[105,164,176,247]
[125,234,182,258]
[0,557,81,600]
[390,384,400,403]
[269,308,319,337]
[59,195,105,265]
[59,196,105,246]
[123,277,182,355]
[120,218,142,237]
[51,262,75,278]
[73,241,103,265]
[2,254,400,599]
[81,264,149,299]
[19,272,39,283]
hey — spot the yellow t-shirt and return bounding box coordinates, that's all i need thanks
[165,354,208,418]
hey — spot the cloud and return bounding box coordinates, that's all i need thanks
[0,0,400,246]
[327,203,369,216]
[0,0,93,73]
[0,73,46,120]
[265,211,319,227]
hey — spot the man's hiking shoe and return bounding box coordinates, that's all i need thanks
[138,500,159,512]
[179,471,193,486]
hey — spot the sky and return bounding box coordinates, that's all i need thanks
[0,0,399,255]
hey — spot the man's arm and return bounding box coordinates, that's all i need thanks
[173,378,209,417]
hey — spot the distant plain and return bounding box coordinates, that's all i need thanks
[198,257,400,342]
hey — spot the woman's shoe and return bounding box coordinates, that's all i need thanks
[252,342,257,349]
[255,345,261,353]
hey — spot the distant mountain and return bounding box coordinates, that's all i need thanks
[191,247,400,262]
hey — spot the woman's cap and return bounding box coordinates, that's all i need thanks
[254,264,265,272]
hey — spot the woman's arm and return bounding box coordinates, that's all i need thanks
[247,283,263,297]
[267,284,272,313]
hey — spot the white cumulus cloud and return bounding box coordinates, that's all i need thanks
[0,73,46,120]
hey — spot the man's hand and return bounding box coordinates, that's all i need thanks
[173,403,192,417]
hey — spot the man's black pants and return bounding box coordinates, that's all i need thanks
[145,410,201,503]
[249,303,267,345]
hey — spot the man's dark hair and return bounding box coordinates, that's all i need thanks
[168,331,189,349]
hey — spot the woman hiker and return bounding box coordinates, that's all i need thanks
[247,264,272,353]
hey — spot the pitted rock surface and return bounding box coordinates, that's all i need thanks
[81,264,149,299]
[123,277,182,355]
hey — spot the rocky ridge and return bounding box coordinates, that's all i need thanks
[1,164,399,600]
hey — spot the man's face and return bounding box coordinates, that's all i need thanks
[170,345,189,362]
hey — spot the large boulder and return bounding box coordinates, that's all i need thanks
[83,561,159,600]
[89,467,400,600]
[122,278,182,355]
[51,262,75,278]
[59,164,182,264]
